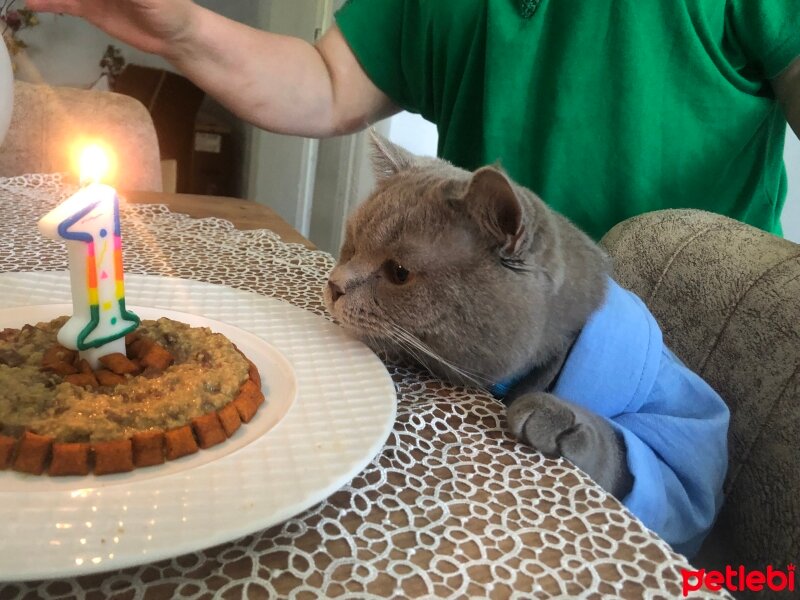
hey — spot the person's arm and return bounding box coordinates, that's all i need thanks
[772,56,800,139]
[164,13,399,137]
[25,0,399,137]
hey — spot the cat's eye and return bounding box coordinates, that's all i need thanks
[385,260,411,285]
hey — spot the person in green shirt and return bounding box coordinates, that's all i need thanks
[26,0,800,239]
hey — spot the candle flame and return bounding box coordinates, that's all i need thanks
[75,142,116,186]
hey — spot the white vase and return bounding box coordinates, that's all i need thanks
[0,39,14,146]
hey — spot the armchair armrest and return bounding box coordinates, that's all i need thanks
[602,209,800,573]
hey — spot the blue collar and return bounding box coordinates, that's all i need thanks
[489,379,516,398]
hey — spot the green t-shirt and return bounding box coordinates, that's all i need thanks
[336,0,800,240]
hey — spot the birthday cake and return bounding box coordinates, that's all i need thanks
[0,316,264,476]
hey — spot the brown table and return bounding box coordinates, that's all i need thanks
[124,191,316,248]
[0,179,728,600]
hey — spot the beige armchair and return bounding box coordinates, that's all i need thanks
[602,210,799,584]
[0,81,162,192]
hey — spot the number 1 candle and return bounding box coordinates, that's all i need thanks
[38,144,140,369]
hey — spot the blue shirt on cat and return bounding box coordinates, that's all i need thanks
[505,278,730,557]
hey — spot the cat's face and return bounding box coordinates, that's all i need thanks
[324,134,576,387]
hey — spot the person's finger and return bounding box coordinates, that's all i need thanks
[24,0,83,16]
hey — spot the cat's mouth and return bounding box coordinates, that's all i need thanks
[337,308,388,340]
[324,285,385,337]
[323,280,493,387]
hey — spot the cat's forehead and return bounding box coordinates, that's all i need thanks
[350,174,472,253]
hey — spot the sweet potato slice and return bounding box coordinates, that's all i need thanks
[164,426,198,460]
[127,337,153,360]
[233,380,265,423]
[50,443,91,476]
[93,439,134,475]
[132,431,165,467]
[248,361,261,389]
[140,343,174,372]
[13,431,53,475]
[42,345,78,370]
[0,435,16,469]
[64,372,99,388]
[43,360,79,377]
[192,413,227,449]
[95,369,128,387]
[217,402,242,437]
[99,353,140,375]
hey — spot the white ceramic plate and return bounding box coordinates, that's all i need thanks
[0,272,397,581]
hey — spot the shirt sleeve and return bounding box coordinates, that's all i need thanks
[334,0,419,112]
[610,349,730,558]
[726,0,800,79]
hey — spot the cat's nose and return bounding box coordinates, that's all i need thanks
[328,280,345,303]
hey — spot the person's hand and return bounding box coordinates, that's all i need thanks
[24,0,197,58]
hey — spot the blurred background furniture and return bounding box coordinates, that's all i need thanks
[603,210,799,593]
[0,40,13,146]
[112,64,209,195]
[0,80,162,191]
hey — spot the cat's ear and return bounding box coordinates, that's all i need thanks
[369,130,417,180]
[464,166,565,289]
[464,166,527,257]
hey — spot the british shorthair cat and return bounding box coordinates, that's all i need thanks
[324,134,729,556]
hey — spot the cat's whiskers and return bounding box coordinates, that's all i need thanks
[339,309,417,360]
[386,323,495,388]
[341,314,438,375]
[383,327,440,376]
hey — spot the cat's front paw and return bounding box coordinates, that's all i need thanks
[506,392,579,458]
[506,392,632,498]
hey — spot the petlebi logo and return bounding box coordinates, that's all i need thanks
[681,564,796,596]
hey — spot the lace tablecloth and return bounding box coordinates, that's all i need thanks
[0,175,728,600]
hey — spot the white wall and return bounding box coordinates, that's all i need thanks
[16,2,261,87]
[16,13,167,86]
[386,112,438,157]
[782,129,800,242]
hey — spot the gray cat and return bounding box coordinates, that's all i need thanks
[324,134,728,556]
